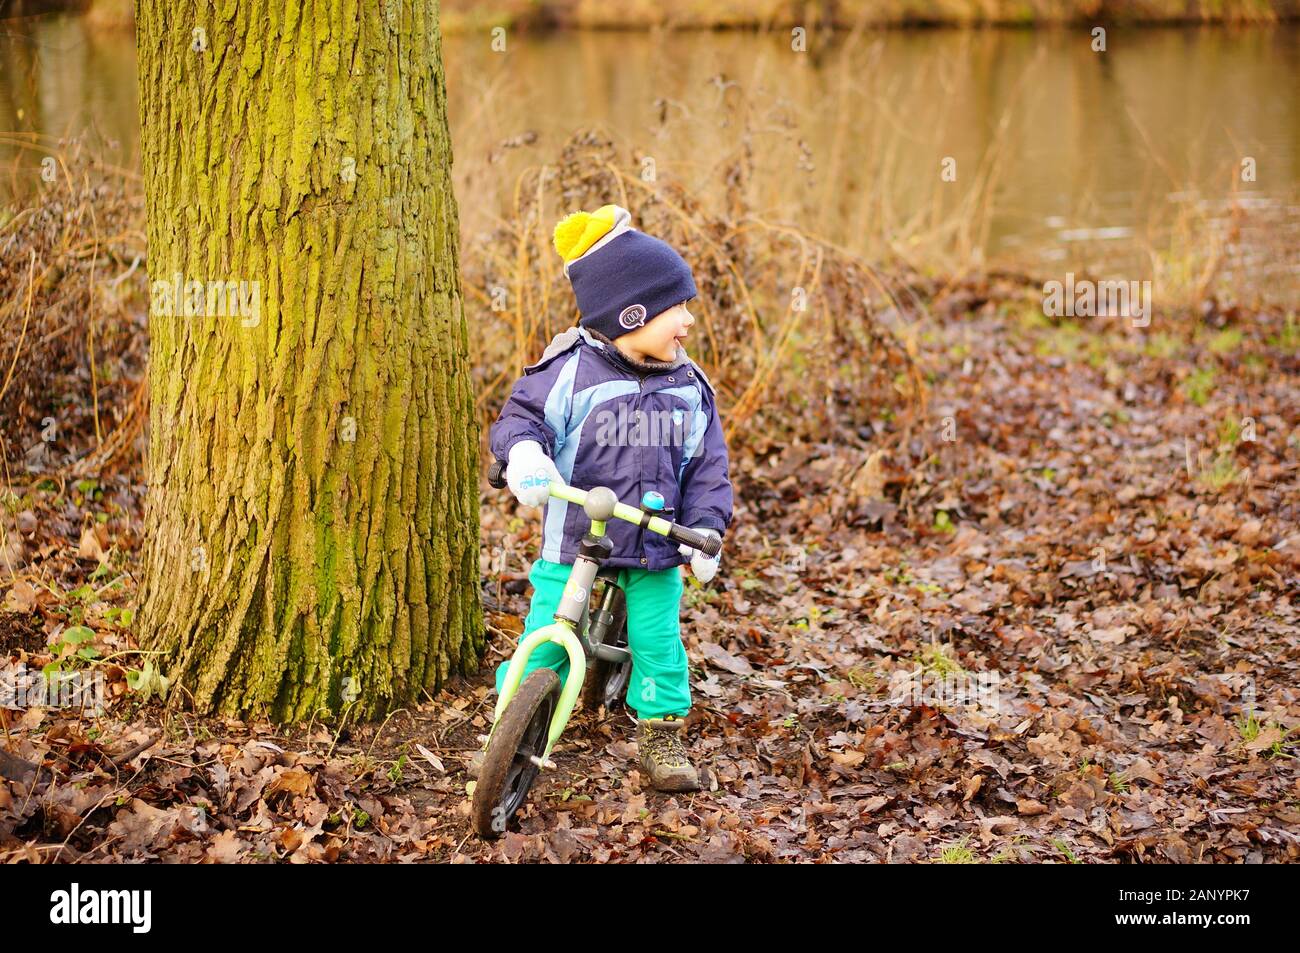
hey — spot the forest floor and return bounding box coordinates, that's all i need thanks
[1,279,1297,863]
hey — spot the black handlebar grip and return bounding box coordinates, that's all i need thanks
[671,525,722,559]
[699,533,723,558]
[487,457,507,489]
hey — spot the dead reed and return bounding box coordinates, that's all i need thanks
[0,137,147,480]
[461,126,925,462]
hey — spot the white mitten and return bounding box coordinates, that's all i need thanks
[506,440,562,508]
[678,528,722,584]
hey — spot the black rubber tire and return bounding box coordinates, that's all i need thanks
[583,639,632,713]
[471,668,561,839]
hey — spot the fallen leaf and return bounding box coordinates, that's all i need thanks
[2,580,44,613]
[415,744,445,774]
[829,749,866,768]
[266,766,314,798]
[700,641,753,676]
[206,829,245,863]
[1244,725,1285,755]
[78,526,108,564]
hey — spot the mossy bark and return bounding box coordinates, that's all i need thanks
[135,0,482,722]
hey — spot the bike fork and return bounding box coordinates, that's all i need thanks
[490,555,603,761]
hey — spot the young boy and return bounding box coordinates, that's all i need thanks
[486,204,734,792]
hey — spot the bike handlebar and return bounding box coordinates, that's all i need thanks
[486,458,721,558]
[669,523,723,559]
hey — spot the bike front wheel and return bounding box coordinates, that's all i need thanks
[471,668,561,839]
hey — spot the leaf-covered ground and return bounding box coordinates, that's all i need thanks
[2,280,1297,863]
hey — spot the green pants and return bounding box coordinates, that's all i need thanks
[493,558,690,720]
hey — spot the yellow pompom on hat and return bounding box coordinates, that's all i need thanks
[552,204,628,263]
[550,204,698,342]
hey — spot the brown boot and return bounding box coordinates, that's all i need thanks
[636,715,701,792]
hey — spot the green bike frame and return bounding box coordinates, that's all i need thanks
[490,481,691,761]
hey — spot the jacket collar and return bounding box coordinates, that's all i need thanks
[583,327,688,377]
[533,326,690,383]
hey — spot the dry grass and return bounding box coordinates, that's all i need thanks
[57,0,1300,34]
[460,126,926,459]
[0,136,148,480]
[433,0,1299,31]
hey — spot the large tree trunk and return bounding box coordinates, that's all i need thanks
[135,0,482,722]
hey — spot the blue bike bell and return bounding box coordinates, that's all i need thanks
[640,491,665,512]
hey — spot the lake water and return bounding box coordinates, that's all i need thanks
[2,15,1296,302]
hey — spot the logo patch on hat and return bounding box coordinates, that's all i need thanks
[618,303,648,330]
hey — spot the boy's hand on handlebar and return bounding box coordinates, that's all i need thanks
[679,527,721,583]
[506,440,562,508]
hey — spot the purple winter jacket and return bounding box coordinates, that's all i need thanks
[489,326,734,569]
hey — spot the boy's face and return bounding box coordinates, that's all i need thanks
[616,302,696,363]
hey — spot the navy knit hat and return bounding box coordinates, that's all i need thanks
[552,205,698,341]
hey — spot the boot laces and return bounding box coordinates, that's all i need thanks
[642,722,688,767]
